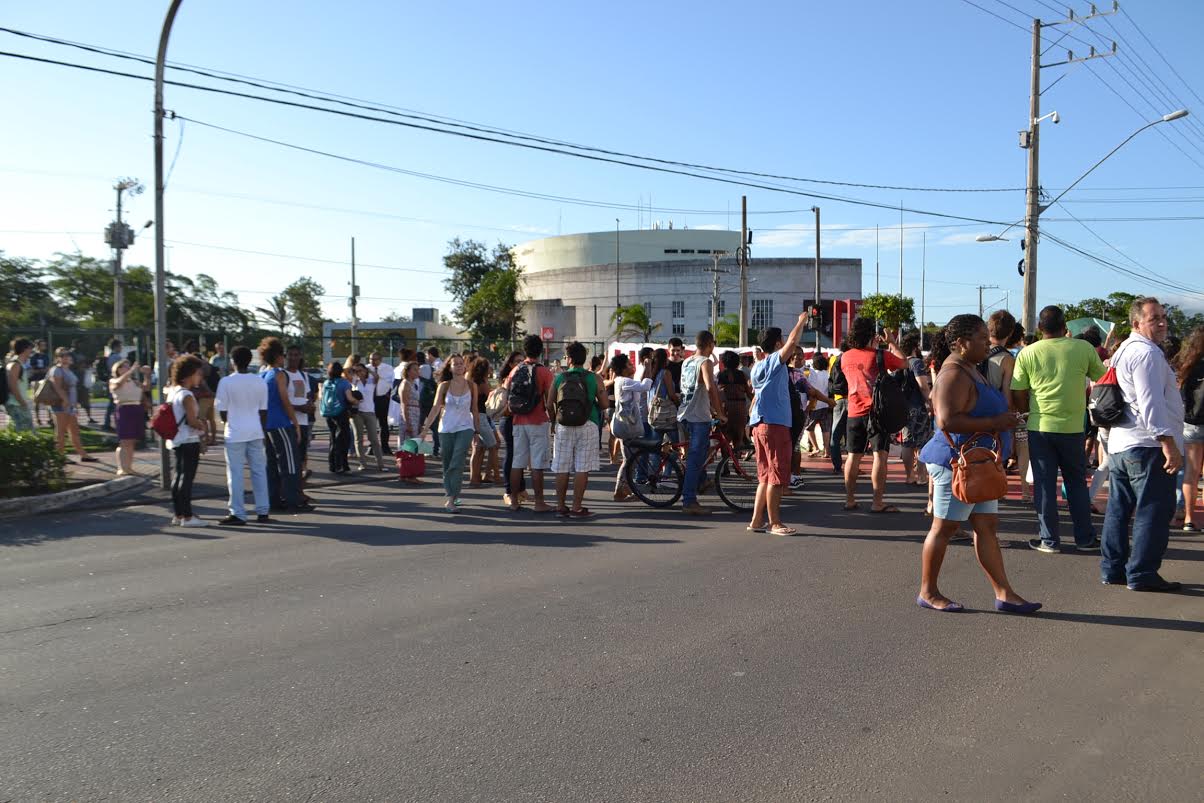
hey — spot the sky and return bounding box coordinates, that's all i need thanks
[3,0,1204,328]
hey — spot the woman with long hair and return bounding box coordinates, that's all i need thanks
[468,357,501,486]
[1176,325,1204,531]
[397,361,424,442]
[917,314,1039,615]
[647,348,680,443]
[421,354,479,512]
[47,347,95,462]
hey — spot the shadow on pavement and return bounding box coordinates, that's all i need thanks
[1035,606,1204,634]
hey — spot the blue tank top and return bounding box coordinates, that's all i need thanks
[919,376,1012,466]
[263,367,292,430]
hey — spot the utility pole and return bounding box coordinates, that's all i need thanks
[106,178,143,331]
[875,224,879,294]
[738,196,749,347]
[812,206,821,351]
[1020,6,1118,335]
[704,252,730,332]
[898,201,904,296]
[615,218,620,311]
[921,231,926,344]
[350,237,359,353]
[153,0,183,491]
[977,284,1001,319]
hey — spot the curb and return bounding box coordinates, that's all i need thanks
[0,475,152,520]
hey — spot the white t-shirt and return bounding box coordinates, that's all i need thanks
[373,362,394,396]
[166,386,200,448]
[808,369,830,410]
[614,376,653,418]
[214,372,267,443]
[286,369,310,426]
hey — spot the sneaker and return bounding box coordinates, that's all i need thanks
[256,514,274,523]
[1074,538,1101,552]
[179,517,209,528]
[218,515,246,526]
[291,504,317,514]
[170,516,181,526]
[789,476,805,490]
[683,503,712,516]
[1028,538,1058,554]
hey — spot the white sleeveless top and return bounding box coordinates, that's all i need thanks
[439,386,474,434]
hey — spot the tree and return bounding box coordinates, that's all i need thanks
[1063,291,1204,339]
[859,293,916,331]
[255,295,295,336]
[0,252,68,335]
[282,277,327,341]
[443,238,494,307]
[610,304,662,342]
[460,266,525,341]
[714,313,757,347]
[382,311,412,323]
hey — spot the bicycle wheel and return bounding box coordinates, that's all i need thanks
[714,450,758,512]
[626,448,684,508]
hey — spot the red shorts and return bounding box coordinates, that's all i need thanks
[752,423,791,486]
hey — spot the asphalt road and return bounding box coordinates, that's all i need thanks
[2,467,1201,802]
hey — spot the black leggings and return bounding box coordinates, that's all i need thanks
[501,416,525,495]
[172,442,201,518]
[374,393,392,451]
[326,412,352,472]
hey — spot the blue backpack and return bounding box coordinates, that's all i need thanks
[320,380,346,417]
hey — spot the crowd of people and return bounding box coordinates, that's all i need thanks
[4,296,1201,608]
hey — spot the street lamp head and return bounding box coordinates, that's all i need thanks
[1163,109,1189,122]
[975,234,1007,243]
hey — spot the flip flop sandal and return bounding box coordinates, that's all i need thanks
[769,525,798,536]
[871,505,901,514]
[569,508,593,519]
[746,525,768,533]
[556,507,572,518]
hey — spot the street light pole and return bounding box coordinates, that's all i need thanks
[615,218,620,311]
[812,206,821,351]
[1022,16,1042,336]
[153,0,184,491]
[738,196,749,347]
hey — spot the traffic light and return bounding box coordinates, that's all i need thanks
[807,304,822,331]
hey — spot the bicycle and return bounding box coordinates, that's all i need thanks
[622,423,758,511]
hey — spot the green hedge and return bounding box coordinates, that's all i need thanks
[0,430,68,495]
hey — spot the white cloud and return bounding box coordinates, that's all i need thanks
[938,232,986,246]
[752,222,945,252]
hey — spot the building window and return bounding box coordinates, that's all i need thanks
[697,249,711,254]
[672,300,685,319]
[672,323,686,336]
[680,249,695,254]
[663,249,679,254]
[707,298,726,319]
[752,299,774,330]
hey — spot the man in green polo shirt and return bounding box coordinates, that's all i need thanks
[1011,305,1106,554]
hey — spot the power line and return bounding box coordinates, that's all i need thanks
[1120,6,1204,107]
[956,0,1032,33]
[0,28,1027,194]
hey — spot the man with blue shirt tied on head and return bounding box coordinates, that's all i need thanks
[677,330,725,516]
[748,311,834,536]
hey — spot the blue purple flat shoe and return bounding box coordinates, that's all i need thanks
[917,596,964,613]
[994,599,1042,615]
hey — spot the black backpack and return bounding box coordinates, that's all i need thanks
[1185,369,1204,426]
[829,354,848,398]
[871,349,908,434]
[555,371,591,427]
[507,362,541,415]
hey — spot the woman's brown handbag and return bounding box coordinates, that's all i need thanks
[944,431,1008,504]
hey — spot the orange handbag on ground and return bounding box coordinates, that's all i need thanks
[943,431,1008,504]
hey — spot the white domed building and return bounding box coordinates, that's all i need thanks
[513,227,862,345]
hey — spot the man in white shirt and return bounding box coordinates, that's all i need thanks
[214,345,271,526]
[369,351,395,455]
[1101,297,1184,592]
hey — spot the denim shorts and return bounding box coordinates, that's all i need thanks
[926,462,999,522]
[1185,423,1204,444]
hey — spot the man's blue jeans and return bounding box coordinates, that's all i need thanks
[830,399,848,473]
[1028,429,1096,547]
[225,438,270,519]
[1101,446,1176,584]
[681,421,711,506]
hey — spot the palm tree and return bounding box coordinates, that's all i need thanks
[255,294,295,336]
[609,303,663,342]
